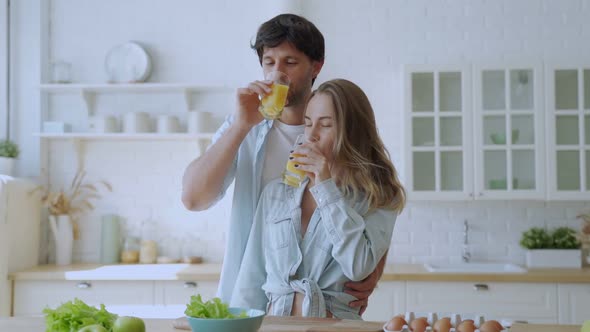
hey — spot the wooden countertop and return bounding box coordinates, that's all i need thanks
[8,263,590,283]
[0,317,581,332]
[509,323,582,332]
[0,316,385,332]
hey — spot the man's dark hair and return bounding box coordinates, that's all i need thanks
[252,13,325,66]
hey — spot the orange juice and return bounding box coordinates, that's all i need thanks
[286,154,306,177]
[283,153,306,187]
[259,83,289,119]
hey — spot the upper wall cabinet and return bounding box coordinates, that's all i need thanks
[404,65,473,200]
[473,65,545,200]
[546,64,590,200]
[404,64,545,200]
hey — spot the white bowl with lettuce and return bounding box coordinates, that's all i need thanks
[185,294,265,332]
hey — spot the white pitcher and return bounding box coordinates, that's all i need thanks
[49,215,73,265]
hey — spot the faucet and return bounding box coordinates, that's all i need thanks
[462,220,471,263]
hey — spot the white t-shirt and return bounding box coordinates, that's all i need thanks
[261,121,305,189]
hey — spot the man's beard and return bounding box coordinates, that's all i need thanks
[285,84,310,108]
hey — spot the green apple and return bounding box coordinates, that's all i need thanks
[78,324,108,332]
[581,320,590,332]
[113,316,146,332]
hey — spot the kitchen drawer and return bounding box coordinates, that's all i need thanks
[156,280,218,306]
[363,281,406,322]
[406,281,558,323]
[557,283,590,324]
[13,280,155,316]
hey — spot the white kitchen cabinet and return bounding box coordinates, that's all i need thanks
[557,283,590,324]
[155,280,218,306]
[363,281,406,322]
[405,281,558,323]
[404,65,473,200]
[404,64,545,200]
[12,280,155,316]
[546,64,590,200]
[473,64,545,200]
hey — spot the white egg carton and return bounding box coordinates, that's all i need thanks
[382,311,515,332]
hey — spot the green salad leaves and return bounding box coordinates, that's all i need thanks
[184,294,247,319]
[43,298,117,332]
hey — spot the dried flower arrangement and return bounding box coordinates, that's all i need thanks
[30,169,112,238]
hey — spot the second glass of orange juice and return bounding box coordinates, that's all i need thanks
[259,71,290,120]
[282,134,307,187]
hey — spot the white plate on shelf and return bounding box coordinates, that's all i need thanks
[105,41,152,83]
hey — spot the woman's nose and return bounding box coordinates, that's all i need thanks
[308,128,320,142]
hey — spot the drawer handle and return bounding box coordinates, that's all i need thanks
[184,282,197,288]
[77,282,92,289]
[473,284,489,291]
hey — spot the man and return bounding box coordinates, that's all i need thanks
[181,13,384,315]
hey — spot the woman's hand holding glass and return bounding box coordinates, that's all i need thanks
[291,140,332,184]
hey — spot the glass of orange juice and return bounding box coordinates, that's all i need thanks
[259,71,290,120]
[282,134,307,187]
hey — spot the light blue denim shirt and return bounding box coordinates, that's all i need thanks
[209,115,275,303]
[230,178,397,319]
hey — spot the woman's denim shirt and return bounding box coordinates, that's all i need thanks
[230,177,397,319]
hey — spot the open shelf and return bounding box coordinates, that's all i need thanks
[33,132,215,140]
[39,83,234,93]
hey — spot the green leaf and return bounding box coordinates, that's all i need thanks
[43,298,117,332]
[184,294,246,319]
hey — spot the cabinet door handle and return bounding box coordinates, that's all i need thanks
[473,284,489,291]
[184,281,197,288]
[77,282,92,289]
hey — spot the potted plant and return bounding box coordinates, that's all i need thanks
[0,139,20,176]
[30,169,112,265]
[520,226,582,268]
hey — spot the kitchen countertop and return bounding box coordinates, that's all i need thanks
[0,316,581,332]
[0,316,385,332]
[9,263,590,283]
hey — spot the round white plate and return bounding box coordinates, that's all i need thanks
[105,41,152,83]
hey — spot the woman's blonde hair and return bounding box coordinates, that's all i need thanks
[311,79,406,212]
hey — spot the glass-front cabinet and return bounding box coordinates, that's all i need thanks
[405,66,473,200]
[473,65,545,199]
[547,65,590,200]
[405,64,544,200]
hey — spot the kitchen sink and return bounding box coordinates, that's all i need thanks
[423,262,526,273]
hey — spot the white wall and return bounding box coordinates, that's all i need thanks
[9,0,590,264]
[0,0,8,140]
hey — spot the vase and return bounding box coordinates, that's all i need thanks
[525,249,582,268]
[0,156,15,176]
[49,215,73,265]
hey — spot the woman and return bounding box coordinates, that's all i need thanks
[230,79,405,319]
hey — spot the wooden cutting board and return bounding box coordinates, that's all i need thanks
[173,316,385,332]
[260,316,384,332]
[509,323,581,332]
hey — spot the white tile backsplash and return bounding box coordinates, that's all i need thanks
[21,0,590,265]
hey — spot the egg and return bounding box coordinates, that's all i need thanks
[479,320,504,332]
[410,318,429,332]
[457,320,476,332]
[433,317,452,332]
[385,316,407,331]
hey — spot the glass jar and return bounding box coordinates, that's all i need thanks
[121,236,140,264]
[140,240,158,264]
[139,219,158,264]
[51,60,72,83]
